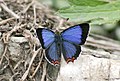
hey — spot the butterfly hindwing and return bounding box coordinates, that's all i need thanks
[36,28,55,49]
[61,23,89,45]
[45,42,61,65]
[62,41,81,63]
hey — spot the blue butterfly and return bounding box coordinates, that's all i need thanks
[36,23,89,65]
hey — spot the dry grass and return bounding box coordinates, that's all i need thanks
[0,0,67,81]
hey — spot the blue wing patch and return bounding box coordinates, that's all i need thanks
[61,23,89,45]
[45,42,61,65]
[36,28,55,49]
[62,41,81,63]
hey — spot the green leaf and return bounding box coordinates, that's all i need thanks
[68,0,108,6]
[58,1,120,24]
[52,0,70,9]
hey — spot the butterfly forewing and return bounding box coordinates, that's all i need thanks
[61,23,89,45]
[36,28,55,49]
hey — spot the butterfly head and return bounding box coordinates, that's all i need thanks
[55,30,60,35]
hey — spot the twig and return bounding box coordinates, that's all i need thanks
[33,2,37,25]
[31,50,44,78]
[58,19,64,28]
[14,60,23,70]
[20,48,41,81]
[41,61,47,81]
[22,0,35,13]
[0,17,15,25]
[90,33,120,44]
[56,18,67,31]
[0,2,20,19]
[8,63,15,74]
[0,64,9,73]
[2,33,7,44]
[0,45,8,66]
[87,36,120,51]
[9,72,20,81]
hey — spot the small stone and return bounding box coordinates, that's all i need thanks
[8,43,22,62]
[10,37,28,43]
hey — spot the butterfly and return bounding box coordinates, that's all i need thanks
[36,23,89,65]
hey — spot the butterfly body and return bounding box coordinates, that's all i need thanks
[36,23,89,65]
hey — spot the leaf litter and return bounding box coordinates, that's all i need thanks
[0,0,66,81]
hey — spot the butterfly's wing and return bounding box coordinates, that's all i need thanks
[61,23,89,62]
[45,42,61,65]
[36,28,60,65]
[61,23,89,45]
[62,41,81,63]
[36,28,55,49]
